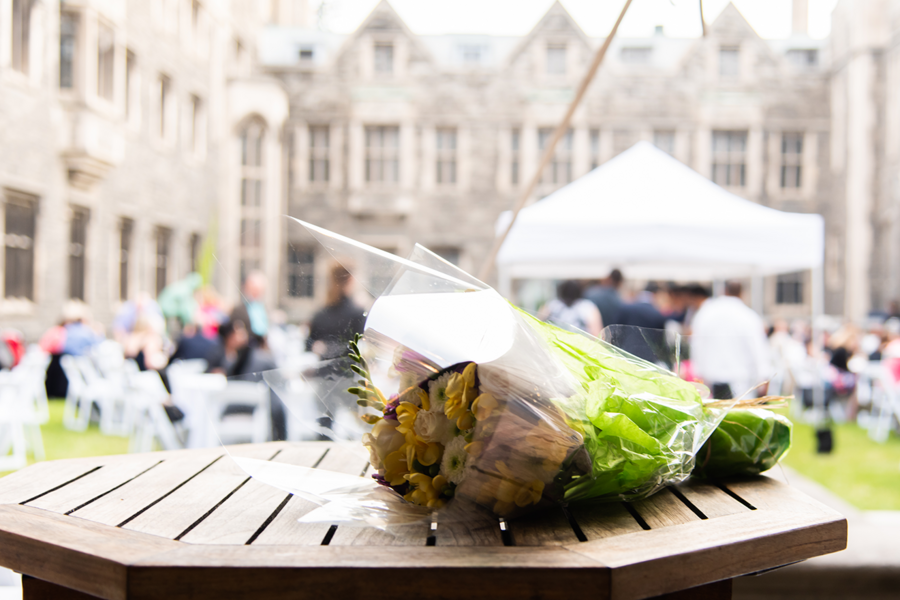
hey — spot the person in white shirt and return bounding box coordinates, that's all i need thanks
[690,281,774,399]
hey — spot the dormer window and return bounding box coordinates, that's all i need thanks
[374,43,394,74]
[546,44,566,76]
[719,46,740,79]
[460,44,483,64]
[299,47,314,61]
[786,49,818,68]
[620,47,652,64]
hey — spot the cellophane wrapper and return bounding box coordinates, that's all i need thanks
[245,219,732,529]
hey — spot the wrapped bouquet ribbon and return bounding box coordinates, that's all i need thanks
[234,219,792,529]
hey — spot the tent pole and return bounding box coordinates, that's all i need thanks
[811,266,826,422]
[477,0,634,282]
[751,275,765,315]
[498,265,513,301]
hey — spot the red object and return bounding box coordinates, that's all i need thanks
[2,330,25,366]
[39,326,67,355]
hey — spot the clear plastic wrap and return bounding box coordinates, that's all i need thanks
[228,218,733,528]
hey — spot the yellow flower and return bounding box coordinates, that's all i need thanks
[444,366,477,421]
[514,479,545,507]
[395,402,419,435]
[417,441,443,466]
[403,472,444,507]
[383,450,409,486]
[456,411,475,431]
[465,441,483,457]
[462,362,477,387]
[431,474,448,496]
[471,392,497,420]
[418,388,431,411]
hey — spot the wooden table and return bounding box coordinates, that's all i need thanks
[0,442,846,600]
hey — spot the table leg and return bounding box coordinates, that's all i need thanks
[649,578,732,600]
[22,575,101,600]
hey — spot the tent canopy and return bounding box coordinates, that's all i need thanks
[496,141,824,283]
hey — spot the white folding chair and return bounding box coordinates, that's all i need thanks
[75,355,131,437]
[869,363,900,442]
[210,381,270,446]
[0,370,45,468]
[129,370,183,453]
[167,370,227,448]
[16,348,50,424]
[60,355,92,431]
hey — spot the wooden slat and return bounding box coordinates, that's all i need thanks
[180,445,328,545]
[0,458,107,505]
[566,508,846,600]
[122,446,277,539]
[674,479,750,519]
[26,455,163,515]
[435,519,504,546]
[508,507,580,546]
[0,504,180,600]
[251,444,370,546]
[570,501,645,540]
[631,488,701,529]
[70,450,223,527]
[720,475,832,513]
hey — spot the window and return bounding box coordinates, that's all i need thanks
[68,207,89,300]
[538,128,573,185]
[239,119,266,281]
[590,129,600,170]
[60,11,79,89]
[711,131,747,187]
[719,46,740,79]
[97,24,115,101]
[119,218,132,301]
[654,130,675,155]
[287,245,315,298]
[460,44,483,64]
[374,43,394,74]
[157,75,171,139]
[511,128,521,185]
[191,0,201,39]
[4,191,37,300]
[436,128,457,185]
[190,94,203,154]
[776,272,804,305]
[365,125,400,184]
[781,132,803,188]
[12,0,33,74]
[546,44,566,76]
[125,51,137,120]
[190,233,201,273]
[620,47,652,64]
[299,48,314,61]
[155,227,172,296]
[786,49,818,68]
[309,125,329,183]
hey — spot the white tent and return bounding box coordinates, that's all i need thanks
[496,141,825,316]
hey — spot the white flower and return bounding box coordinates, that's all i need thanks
[440,435,469,485]
[362,419,405,470]
[428,372,454,411]
[414,408,455,444]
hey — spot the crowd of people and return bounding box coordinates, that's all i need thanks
[33,263,368,442]
[537,269,895,425]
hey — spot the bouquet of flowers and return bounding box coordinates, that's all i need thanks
[236,219,791,527]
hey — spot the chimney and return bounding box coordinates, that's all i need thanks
[792,0,809,35]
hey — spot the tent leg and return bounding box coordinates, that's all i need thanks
[498,266,513,301]
[811,266,827,423]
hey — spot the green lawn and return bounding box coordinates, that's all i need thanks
[1,400,129,477]
[3,402,900,511]
[779,415,900,510]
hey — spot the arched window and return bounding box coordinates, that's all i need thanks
[239,118,265,281]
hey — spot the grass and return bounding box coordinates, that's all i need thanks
[779,413,900,511]
[1,400,129,477]
[3,402,900,511]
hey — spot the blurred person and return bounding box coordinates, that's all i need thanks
[538,280,603,337]
[690,281,773,399]
[662,284,688,324]
[60,301,104,357]
[882,318,900,381]
[584,269,624,327]
[306,263,366,361]
[305,262,367,440]
[682,284,711,334]
[168,322,218,366]
[617,282,667,330]
[207,319,251,376]
[196,286,227,338]
[231,270,269,346]
[112,293,163,344]
[123,316,168,371]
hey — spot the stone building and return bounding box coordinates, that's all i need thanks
[266,1,834,321]
[2,0,898,338]
[0,0,293,339]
